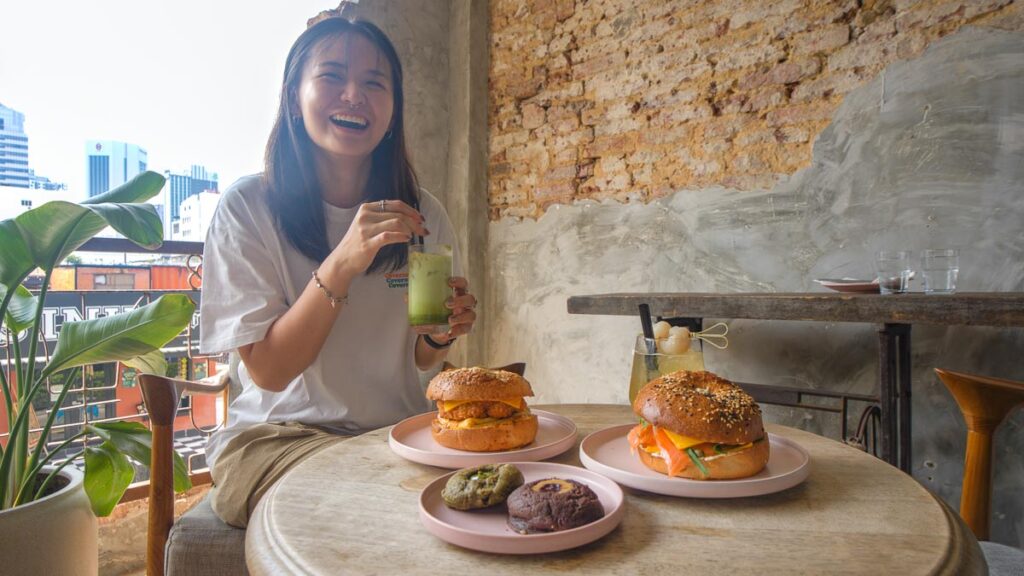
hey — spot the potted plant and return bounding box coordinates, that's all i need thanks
[0,171,193,575]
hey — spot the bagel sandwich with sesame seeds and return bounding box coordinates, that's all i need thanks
[627,370,769,480]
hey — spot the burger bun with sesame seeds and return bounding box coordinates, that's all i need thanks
[630,370,769,480]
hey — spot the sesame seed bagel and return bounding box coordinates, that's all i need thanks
[633,370,765,445]
[427,367,534,401]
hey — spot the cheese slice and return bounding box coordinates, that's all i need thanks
[441,398,522,412]
[661,428,706,451]
[456,417,499,429]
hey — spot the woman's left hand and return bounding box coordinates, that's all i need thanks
[445,276,477,338]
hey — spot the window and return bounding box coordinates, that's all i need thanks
[20,199,31,207]
[93,273,135,289]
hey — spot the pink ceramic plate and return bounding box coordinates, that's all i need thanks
[814,278,880,293]
[418,461,625,554]
[389,410,577,468]
[579,424,810,498]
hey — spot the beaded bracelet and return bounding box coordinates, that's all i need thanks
[312,269,348,309]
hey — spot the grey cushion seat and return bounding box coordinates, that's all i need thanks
[981,541,1024,576]
[165,495,248,576]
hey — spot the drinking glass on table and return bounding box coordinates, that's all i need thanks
[408,243,453,334]
[876,250,912,294]
[921,249,960,294]
[629,333,705,404]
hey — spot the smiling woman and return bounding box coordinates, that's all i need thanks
[197,15,479,529]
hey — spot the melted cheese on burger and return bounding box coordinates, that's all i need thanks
[436,410,531,430]
[441,398,523,412]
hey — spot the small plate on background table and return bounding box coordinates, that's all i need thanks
[389,410,577,468]
[579,424,810,498]
[419,461,625,554]
[814,278,880,293]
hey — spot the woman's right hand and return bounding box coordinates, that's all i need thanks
[324,199,429,279]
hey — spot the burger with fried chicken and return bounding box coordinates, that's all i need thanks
[628,370,769,480]
[426,367,538,452]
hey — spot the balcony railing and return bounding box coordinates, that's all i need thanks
[1,236,221,503]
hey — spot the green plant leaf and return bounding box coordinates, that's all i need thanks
[88,421,192,493]
[122,349,168,376]
[1,171,164,307]
[0,220,34,305]
[40,294,194,381]
[15,201,163,271]
[82,171,165,206]
[84,441,135,516]
[4,284,37,334]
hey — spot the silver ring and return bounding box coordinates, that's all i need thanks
[378,199,386,213]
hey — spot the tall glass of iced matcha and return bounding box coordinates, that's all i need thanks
[408,243,453,333]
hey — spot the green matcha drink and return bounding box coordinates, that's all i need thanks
[408,244,452,330]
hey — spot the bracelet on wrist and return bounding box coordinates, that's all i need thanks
[423,333,455,349]
[312,269,348,309]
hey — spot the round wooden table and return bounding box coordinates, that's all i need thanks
[246,405,985,575]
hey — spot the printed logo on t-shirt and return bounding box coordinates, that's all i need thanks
[385,272,408,289]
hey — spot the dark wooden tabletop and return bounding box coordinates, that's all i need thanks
[566,292,1024,326]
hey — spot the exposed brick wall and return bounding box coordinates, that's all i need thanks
[488,0,1023,220]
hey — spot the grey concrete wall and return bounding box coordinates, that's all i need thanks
[358,1,489,366]
[485,27,1024,546]
[355,0,451,201]
[357,0,489,367]
[445,0,490,367]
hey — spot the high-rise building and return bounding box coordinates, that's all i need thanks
[86,140,148,197]
[0,184,66,220]
[163,165,218,223]
[0,103,31,188]
[27,169,67,191]
[171,190,221,241]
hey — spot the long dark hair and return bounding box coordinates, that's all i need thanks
[263,16,419,273]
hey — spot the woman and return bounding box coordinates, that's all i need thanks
[199,16,476,528]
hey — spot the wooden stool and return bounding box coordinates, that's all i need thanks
[934,368,1024,541]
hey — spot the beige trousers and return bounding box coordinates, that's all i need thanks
[209,422,348,528]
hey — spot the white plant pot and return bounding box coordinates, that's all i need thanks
[0,466,98,576]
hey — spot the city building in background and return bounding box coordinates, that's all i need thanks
[172,190,220,241]
[0,183,67,220]
[86,139,148,197]
[0,103,30,187]
[160,165,219,240]
[27,168,66,190]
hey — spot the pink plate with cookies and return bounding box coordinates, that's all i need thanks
[418,462,625,554]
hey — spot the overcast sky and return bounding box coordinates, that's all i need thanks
[1,1,338,200]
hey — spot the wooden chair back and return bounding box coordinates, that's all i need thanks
[139,372,230,576]
[934,368,1024,541]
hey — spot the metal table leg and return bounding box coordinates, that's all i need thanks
[879,323,912,472]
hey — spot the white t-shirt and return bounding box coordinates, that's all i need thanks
[199,174,461,467]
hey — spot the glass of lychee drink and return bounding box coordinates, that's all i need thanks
[628,321,706,404]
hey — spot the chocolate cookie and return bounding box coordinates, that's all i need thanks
[506,478,605,534]
[442,464,525,510]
